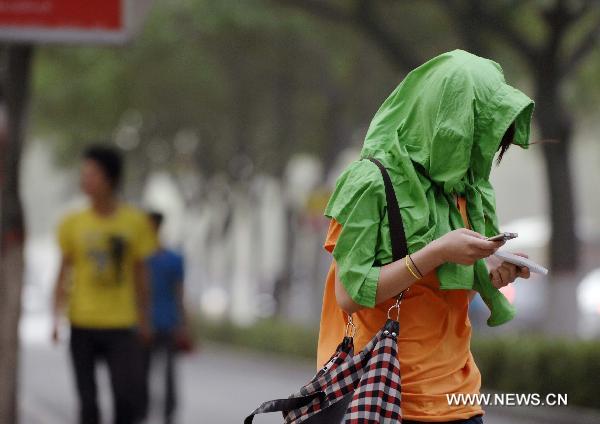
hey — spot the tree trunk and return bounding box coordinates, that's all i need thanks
[0,44,33,424]
[535,92,578,272]
[534,65,580,335]
[271,32,297,316]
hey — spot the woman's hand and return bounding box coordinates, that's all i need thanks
[485,253,531,288]
[433,228,505,266]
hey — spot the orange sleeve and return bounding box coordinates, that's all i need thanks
[323,218,343,254]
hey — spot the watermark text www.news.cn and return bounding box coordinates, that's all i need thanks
[447,393,568,407]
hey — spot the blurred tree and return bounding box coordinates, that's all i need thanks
[277,0,600,333]
[29,0,395,317]
[30,0,395,181]
[0,44,33,424]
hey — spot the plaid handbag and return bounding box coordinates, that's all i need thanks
[244,158,410,424]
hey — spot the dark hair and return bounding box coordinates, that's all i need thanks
[148,211,164,228]
[83,145,123,190]
[496,123,515,165]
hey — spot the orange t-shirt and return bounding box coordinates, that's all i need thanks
[317,197,484,422]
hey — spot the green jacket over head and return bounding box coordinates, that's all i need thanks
[325,50,534,326]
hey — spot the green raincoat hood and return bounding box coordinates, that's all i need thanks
[362,49,533,189]
[326,50,534,326]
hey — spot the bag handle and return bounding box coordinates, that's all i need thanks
[243,391,325,424]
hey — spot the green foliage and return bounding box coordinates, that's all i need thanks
[472,337,600,409]
[31,47,129,162]
[29,0,391,178]
[194,316,318,359]
[28,0,600,178]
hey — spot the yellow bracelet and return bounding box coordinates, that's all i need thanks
[408,254,424,278]
[405,255,421,280]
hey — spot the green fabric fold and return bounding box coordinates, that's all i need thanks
[325,50,534,326]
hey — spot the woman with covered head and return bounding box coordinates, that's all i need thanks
[318,50,534,423]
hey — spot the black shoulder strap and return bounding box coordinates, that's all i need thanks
[244,391,325,424]
[366,157,408,262]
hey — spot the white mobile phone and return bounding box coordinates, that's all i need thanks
[487,232,518,242]
[493,250,548,275]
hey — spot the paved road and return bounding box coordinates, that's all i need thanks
[21,341,590,424]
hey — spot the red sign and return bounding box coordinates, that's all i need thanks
[0,1,121,30]
[0,0,151,45]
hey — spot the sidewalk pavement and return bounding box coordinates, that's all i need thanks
[20,342,598,424]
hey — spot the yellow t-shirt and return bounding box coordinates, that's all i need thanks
[58,204,156,328]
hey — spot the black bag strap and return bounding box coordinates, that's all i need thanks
[365,157,410,312]
[366,157,408,261]
[244,391,325,424]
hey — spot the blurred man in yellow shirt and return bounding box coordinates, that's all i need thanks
[52,145,156,424]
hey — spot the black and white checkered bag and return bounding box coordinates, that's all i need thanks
[244,316,403,424]
[244,158,407,424]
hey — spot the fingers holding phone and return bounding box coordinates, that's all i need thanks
[436,229,505,265]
